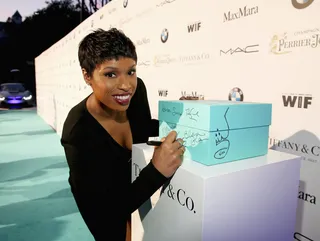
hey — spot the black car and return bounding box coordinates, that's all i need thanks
[0,83,34,108]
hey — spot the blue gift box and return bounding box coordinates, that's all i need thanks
[158,100,272,166]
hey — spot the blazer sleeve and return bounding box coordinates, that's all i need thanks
[126,77,166,211]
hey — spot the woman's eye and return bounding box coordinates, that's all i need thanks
[128,70,136,75]
[105,73,116,78]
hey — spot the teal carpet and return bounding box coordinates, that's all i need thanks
[0,109,94,241]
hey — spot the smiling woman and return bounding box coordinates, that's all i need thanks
[85,58,137,110]
[60,28,185,241]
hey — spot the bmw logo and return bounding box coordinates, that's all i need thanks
[228,87,244,101]
[161,28,169,43]
[123,0,128,8]
[292,0,314,9]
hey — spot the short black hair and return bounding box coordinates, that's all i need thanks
[78,28,137,77]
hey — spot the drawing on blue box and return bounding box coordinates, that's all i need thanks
[161,104,200,122]
[160,122,209,147]
[161,106,183,117]
[185,108,199,121]
[159,121,209,148]
[183,130,209,147]
[160,103,184,137]
[213,107,230,159]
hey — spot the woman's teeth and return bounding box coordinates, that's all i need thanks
[114,95,130,100]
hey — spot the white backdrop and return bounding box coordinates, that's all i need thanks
[35,0,320,240]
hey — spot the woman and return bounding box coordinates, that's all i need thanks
[60,28,185,241]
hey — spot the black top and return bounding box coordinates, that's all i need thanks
[61,78,168,241]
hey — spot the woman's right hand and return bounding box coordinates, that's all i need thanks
[151,131,185,178]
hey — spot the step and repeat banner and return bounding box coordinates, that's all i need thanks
[35,0,319,240]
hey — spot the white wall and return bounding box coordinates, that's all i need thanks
[35,0,320,240]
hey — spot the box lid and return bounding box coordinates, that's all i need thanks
[158,100,272,132]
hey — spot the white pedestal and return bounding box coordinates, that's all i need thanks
[132,144,302,241]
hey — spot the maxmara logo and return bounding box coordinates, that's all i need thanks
[292,0,314,9]
[179,91,204,100]
[135,37,150,46]
[156,0,177,8]
[298,187,316,205]
[223,5,258,22]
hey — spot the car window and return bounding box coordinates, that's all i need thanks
[0,84,25,92]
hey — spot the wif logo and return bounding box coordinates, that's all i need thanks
[187,21,201,33]
[282,94,312,109]
[158,89,168,97]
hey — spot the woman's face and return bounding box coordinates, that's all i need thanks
[84,57,137,112]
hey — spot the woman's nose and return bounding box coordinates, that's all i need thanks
[117,76,131,91]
